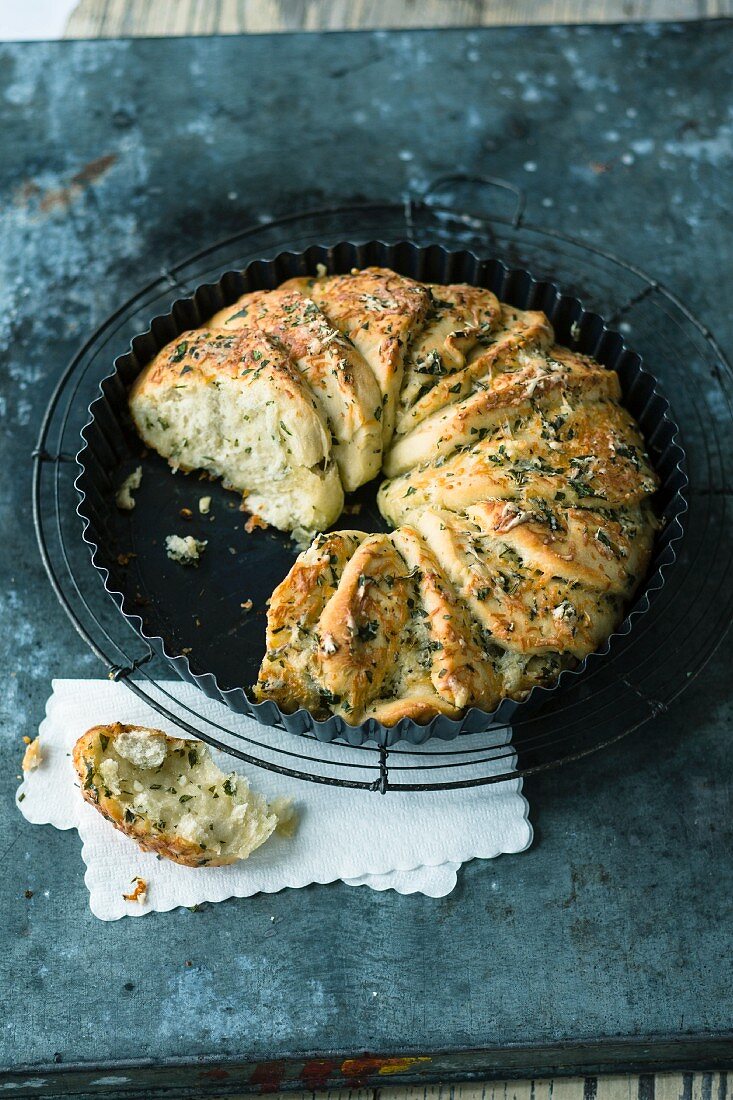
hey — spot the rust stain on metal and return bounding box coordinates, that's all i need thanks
[377,1056,432,1075]
[197,1067,230,1081]
[14,153,118,215]
[71,152,118,185]
[341,1055,431,1078]
[248,1059,287,1093]
[300,1057,337,1089]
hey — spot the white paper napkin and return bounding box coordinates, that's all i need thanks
[16,680,532,919]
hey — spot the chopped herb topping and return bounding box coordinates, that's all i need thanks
[170,341,189,363]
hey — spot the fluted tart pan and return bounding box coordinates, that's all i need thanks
[75,241,688,746]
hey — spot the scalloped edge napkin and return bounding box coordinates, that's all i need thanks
[16,680,532,920]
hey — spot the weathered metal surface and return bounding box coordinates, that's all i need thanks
[1,19,732,1096]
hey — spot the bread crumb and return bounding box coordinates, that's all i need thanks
[22,737,42,772]
[116,467,142,511]
[291,525,317,552]
[315,262,328,278]
[244,513,268,534]
[165,534,207,566]
[122,876,148,904]
[179,507,193,520]
[199,496,211,515]
[240,599,253,611]
[271,797,299,838]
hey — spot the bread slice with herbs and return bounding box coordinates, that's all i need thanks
[210,288,383,492]
[129,325,343,534]
[396,284,503,425]
[73,724,279,867]
[281,267,432,445]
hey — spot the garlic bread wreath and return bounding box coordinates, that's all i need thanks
[129,266,659,726]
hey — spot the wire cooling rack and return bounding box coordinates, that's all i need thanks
[33,177,733,791]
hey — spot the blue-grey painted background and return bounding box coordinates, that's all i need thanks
[1,20,732,1084]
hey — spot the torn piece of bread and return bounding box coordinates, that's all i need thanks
[73,724,280,867]
[165,534,207,566]
[22,736,43,771]
[129,326,343,533]
[116,466,142,511]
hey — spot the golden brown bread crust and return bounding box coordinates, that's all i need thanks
[397,283,502,418]
[397,302,554,435]
[128,324,343,531]
[411,504,652,660]
[362,694,463,725]
[379,399,657,525]
[312,534,414,719]
[282,267,431,445]
[254,530,367,715]
[74,724,213,867]
[384,345,622,478]
[74,723,277,866]
[391,525,501,711]
[210,288,382,491]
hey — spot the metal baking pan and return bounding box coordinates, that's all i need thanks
[75,241,688,746]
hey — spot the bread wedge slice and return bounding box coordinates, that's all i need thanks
[254,529,367,715]
[129,326,343,533]
[310,533,414,721]
[379,398,657,525]
[210,288,382,491]
[396,303,554,436]
[282,267,431,445]
[73,724,278,867]
[391,525,501,712]
[397,289,513,424]
[383,352,621,478]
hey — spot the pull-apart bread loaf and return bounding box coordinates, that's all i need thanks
[128,266,659,726]
[73,723,279,866]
